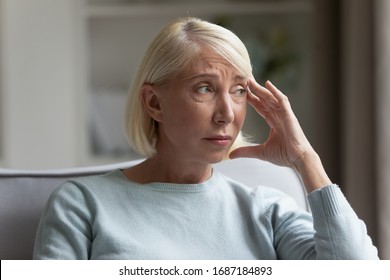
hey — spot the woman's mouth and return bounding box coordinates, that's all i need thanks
[203,135,232,147]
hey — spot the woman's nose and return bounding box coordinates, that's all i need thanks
[212,93,235,125]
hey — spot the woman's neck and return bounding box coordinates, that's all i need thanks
[123,155,213,184]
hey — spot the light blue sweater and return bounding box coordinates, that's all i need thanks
[33,170,378,259]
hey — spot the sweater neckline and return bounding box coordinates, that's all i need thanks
[113,169,220,193]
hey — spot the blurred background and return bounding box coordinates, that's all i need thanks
[0,0,389,258]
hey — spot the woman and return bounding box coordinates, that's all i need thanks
[33,17,378,259]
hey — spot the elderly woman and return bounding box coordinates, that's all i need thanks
[33,17,378,259]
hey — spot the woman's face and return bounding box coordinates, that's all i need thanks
[154,49,248,164]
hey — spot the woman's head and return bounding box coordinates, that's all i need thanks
[125,17,252,157]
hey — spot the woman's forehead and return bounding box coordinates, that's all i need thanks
[179,50,248,81]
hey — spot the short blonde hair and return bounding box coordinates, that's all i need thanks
[125,17,252,157]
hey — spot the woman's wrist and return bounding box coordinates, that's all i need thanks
[292,150,332,193]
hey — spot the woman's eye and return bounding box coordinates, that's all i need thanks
[232,87,247,96]
[198,86,212,94]
[191,85,215,102]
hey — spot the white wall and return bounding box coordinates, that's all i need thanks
[1,0,80,168]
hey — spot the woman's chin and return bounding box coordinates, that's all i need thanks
[205,151,230,164]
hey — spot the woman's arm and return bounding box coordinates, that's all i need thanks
[230,78,378,259]
[33,182,92,259]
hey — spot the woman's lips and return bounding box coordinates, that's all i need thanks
[203,136,232,147]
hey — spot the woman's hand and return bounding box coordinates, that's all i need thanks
[229,78,332,192]
[229,78,313,168]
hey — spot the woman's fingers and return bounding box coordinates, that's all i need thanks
[229,144,265,160]
[248,78,292,113]
[247,78,280,125]
[248,78,279,108]
[264,80,292,111]
[247,92,267,119]
[247,92,279,129]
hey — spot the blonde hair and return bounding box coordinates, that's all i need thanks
[125,17,252,157]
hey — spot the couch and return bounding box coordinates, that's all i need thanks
[0,158,308,259]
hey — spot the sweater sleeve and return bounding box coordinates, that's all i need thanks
[33,182,94,259]
[307,184,379,259]
[262,184,378,259]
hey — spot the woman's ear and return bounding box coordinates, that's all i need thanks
[140,84,163,123]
